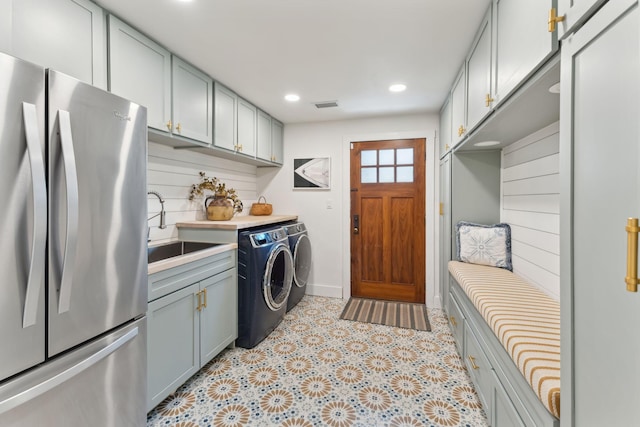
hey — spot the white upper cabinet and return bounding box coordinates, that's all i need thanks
[271,119,284,165]
[560,1,639,425]
[257,110,284,164]
[237,97,257,157]
[557,0,609,39]
[256,109,272,162]
[450,65,467,146]
[493,0,558,105]
[439,96,452,158]
[6,0,106,89]
[466,7,493,132]
[172,56,213,144]
[213,83,238,152]
[108,15,171,132]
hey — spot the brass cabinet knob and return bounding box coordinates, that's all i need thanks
[458,125,466,137]
[166,120,172,131]
[445,144,450,151]
[548,7,565,33]
[238,144,243,152]
[485,93,495,108]
[176,123,182,133]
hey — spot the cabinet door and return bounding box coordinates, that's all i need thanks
[560,1,640,425]
[214,83,237,151]
[237,97,257,157]
[439,154,451,311]
[493,0,557,104]
[491,371,525,427]
[147,283,199,412]
[557,0,608,39]
[463,323,493,419]
[271,119,284,165]
[450,66,466,146]
[9,0,106,89]
[466,7,493,132]
[108,16,171,132]
[172,56,213,144]
[447,293,465,356]
[199,269,238,367]
[439,97,452,158]
[256,109,272,161]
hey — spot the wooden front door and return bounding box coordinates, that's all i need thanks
[350,139,426,303]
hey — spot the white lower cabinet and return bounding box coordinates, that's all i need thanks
[464,322,493,418]
[147,250,237,412]
[147,283,199,412]
[492,371,526,427]
[447,292,465,355]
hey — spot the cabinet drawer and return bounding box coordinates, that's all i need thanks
[492,370,525,427]
[447,292,465,355]
[464,322,493,419]
[148,250,236,302]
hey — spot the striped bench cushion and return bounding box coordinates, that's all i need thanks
[448,261,560,419]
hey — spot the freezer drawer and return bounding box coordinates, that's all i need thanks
[0,317,146,427]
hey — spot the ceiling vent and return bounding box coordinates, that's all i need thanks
[314,101,339,109]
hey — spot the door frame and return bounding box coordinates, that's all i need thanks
[341,129,438,306]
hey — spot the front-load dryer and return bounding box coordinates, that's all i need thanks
[283,222,312,311]
[237,227,293,348]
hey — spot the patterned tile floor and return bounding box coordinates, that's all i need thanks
[146,296,489,427]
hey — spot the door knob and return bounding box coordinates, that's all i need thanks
[353,214,359,235]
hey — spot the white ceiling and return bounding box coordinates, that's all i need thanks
[96,0,491,124]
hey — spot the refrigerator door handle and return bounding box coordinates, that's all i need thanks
[22,103,47,328]
[57,110,79,314]
[0,326,139,415]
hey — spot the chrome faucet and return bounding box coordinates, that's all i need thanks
[147,191,166,241]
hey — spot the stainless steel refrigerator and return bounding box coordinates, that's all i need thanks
[0,52,148,426]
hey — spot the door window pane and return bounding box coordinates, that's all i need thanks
[379,149,394,165]
[397,148,413,165]
[361,150,377,166]
[361,167,377,183]
[379,167,394,183]
[397,166,414,182]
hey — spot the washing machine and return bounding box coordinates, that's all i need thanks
[237,226,294,348]
[283,222,312,311]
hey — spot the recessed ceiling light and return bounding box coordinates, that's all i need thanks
[389,84,407,93]
[474,140,501,147]
[548,82,561,94]
[285,94,300,102]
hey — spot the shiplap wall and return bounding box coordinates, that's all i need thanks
[501,121,560,300]
[147,141,258,243]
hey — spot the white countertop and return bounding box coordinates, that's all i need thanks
[148,242,238,275]
[176,214,298,230]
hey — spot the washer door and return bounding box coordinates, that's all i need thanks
[262,243,294,311]
[293,234,312,288]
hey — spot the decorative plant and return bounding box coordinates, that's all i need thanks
[189,171,243,213]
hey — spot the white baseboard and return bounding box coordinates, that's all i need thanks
[305,284,343,299]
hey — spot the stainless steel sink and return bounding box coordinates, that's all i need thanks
[147,241,219,264]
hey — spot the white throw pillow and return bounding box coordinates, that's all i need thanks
[456,221,512,271]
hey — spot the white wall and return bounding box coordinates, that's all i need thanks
[501,121,560,300]
[257,113,439,305]
[147,141,258,243]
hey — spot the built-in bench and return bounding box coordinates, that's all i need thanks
[447,261,560,427]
